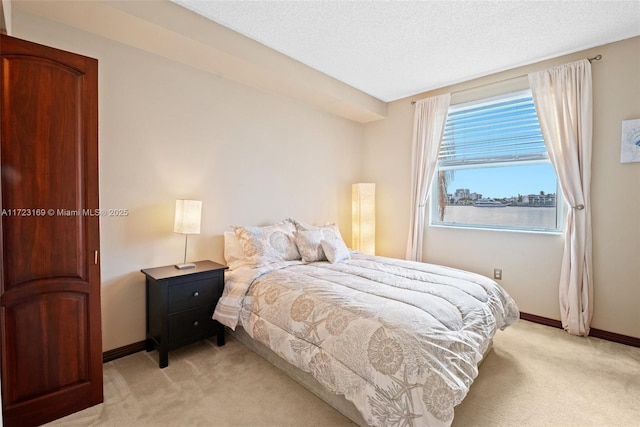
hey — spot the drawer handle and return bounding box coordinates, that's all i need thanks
[193,291,200,297]
[193,321,199,327]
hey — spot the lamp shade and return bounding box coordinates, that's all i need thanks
[352,183,375,255]
[174,199,202,234]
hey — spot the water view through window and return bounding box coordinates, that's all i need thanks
[433,163,561,231]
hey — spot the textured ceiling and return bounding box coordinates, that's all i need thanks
[172,0,640,102]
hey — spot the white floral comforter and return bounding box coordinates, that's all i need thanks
[214,252,519,426]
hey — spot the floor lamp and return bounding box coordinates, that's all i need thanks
[352,183,375,255]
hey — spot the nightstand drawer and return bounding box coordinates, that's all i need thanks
[168,306,217,348]
[168,275,222,313]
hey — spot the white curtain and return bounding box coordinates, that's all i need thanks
[528,60,593,336]
[406,94,451,261]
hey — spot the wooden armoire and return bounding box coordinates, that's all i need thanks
[0,35,103,426]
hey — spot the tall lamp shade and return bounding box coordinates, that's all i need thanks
[174,199,202,269]
[352,183,375,255]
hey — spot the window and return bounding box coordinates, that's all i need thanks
[431,90,563,232]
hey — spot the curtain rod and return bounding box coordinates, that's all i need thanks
[410,54,602,104]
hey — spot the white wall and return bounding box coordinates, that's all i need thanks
[13,10,364,351]
[364,37,640,339]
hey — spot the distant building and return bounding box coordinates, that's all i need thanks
[451,188,480,205]
[527,193,556,206]
[447,188,554,206]
[454,188,470,200]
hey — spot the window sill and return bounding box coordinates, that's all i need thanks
[429,222,563,236]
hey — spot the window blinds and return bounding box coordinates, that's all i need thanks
[439,90,547,169]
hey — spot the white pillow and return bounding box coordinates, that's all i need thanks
[295,229,327,262]
[234,220,300,268]
[224,231,253,270]
[293,221,344,262]
[321,234,351,264]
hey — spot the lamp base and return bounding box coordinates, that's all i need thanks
[175,262,196,270]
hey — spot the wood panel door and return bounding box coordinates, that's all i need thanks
[0,35,103,426]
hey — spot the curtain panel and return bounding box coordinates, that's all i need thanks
[406,94,451,261]
[528,59,594,336]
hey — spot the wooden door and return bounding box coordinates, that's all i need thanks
[0,35,103,426]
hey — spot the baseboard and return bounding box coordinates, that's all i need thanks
[103,340,147,363]
[589,328,640,348]
[519,312,640,348]
[519,312,563,328]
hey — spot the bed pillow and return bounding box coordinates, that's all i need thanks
[234,220,300,268]
[293,221,344,262]
[295,229,327,262]
[321,233,351,264]
[223,231,254,270]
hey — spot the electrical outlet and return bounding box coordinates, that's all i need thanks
[493,268,502,280]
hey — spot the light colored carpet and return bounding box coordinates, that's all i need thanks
[453,320,640,427]
[47,320,640,426]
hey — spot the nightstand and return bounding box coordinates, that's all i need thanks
[142,260,228,368]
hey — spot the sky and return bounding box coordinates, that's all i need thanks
[445,163,558,199]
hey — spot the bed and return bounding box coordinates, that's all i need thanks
[213,219,519,427]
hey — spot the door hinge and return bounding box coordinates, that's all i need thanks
[94,250,98,265]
